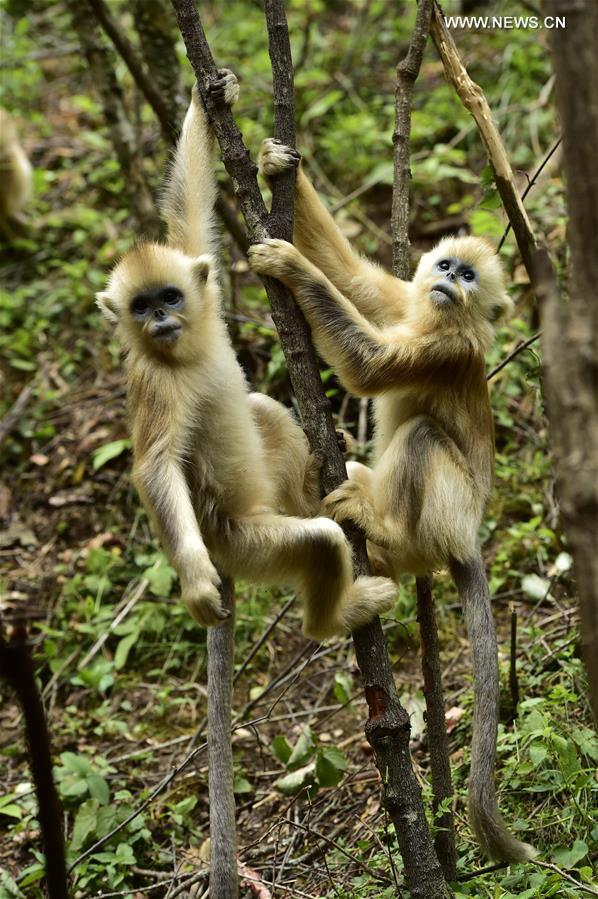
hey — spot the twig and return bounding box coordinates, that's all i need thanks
[430,0,541,280]
[0,381,34,446]
[77,577,148,670]
[416,578,456,880]
[0,634,68,899]
[207,576,238,898]
[286,820,390,884]
[508,604,519,711]
[532,861,598,896]
[392,0,456,883]
[486,332,541,380]
[498,138,562,252]
[86,0,178,141]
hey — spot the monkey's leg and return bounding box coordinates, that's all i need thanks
[211,512,395,641]
[322,466,400,554]
[247,393,321,517]
[451,557,537,863]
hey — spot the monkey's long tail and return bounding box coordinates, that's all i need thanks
[450,556,537,863]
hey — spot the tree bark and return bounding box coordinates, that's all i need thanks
[0,634,68,899]
[132,0,187,126]
[541,0,598,722]
[67,0,160,237]
[207,577,238,898]
[392,0,457,882]
[170,1,452,895]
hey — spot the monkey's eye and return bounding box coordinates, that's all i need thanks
[462,270,475,282]
[131,297,149,316]
[164,288,183,305]
[438,260,450,271]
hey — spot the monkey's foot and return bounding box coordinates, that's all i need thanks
[258,138,301,179]
[322,478,371,529]
[208,68,240,106]
[183,570,229,627]
[342,576,396,631]
[248,238,302,281]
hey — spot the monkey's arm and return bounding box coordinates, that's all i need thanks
[162,72,239,258]
[249,239,469,396]
[258,139,406,324]
[134,454,226,625]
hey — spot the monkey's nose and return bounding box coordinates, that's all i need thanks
[154,308,166,320]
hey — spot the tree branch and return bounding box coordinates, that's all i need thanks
[207,577,238,897]
[430,0,540,280]
[392,0,456,882]
[0,633,68,899]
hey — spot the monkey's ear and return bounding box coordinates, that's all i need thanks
[193,254,213,285]
[96,291,120,323]
[489,292,515,324]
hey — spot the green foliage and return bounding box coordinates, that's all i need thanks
[272,725,348,797]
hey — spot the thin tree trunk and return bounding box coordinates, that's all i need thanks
[0,634,68,899]
[392,0,457,881]
[132,0,187,125]
[170,2,452,895]
[541,0,598,722]
[207,577,238,898]
[66,0,160,237]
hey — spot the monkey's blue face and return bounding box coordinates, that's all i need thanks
[130,284,185,343]
[430,257,477,307]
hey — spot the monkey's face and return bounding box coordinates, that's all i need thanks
[414,236,514,326]
[97,243,214,358]
[129,284,185,345]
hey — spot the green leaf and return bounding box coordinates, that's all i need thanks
[333,670,352,704]
[287,726,316,770]
[271,735,292,765]
[233,775,252,795]
[144,561,177,597]
[60,752,93,775]
[115,842,136,865]
[70,799,100,852]
[275,763,316,796]
[114,632,137,670]
[0,803,22,819]
[92,439,131,472]
[528,743,548,768]
[551,840,588,869]
[521,573,551,600]
[315,747,347,788]
[86,773,110,805]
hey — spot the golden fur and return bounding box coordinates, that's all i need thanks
[97,80,395,640]
[0,108,32,240]
[249,138,535,863]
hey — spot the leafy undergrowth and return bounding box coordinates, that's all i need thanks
[1,2,596,897]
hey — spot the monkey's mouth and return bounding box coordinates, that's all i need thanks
[152,323,182,343]
[430,283,457,306]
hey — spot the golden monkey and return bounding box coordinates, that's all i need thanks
[96,77,395,641]
[0,108,32,240]
[249,139,536,863]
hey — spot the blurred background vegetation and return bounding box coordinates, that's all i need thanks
[0,1,595,897]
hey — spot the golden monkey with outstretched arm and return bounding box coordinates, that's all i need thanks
[249,139,536,863]
[96,78,395,640]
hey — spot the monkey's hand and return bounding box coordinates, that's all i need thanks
[248,238,302,282]
[258,138,301,180]
[208,68,240,107]
[322,478,371,529]
[181,559,229,627]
